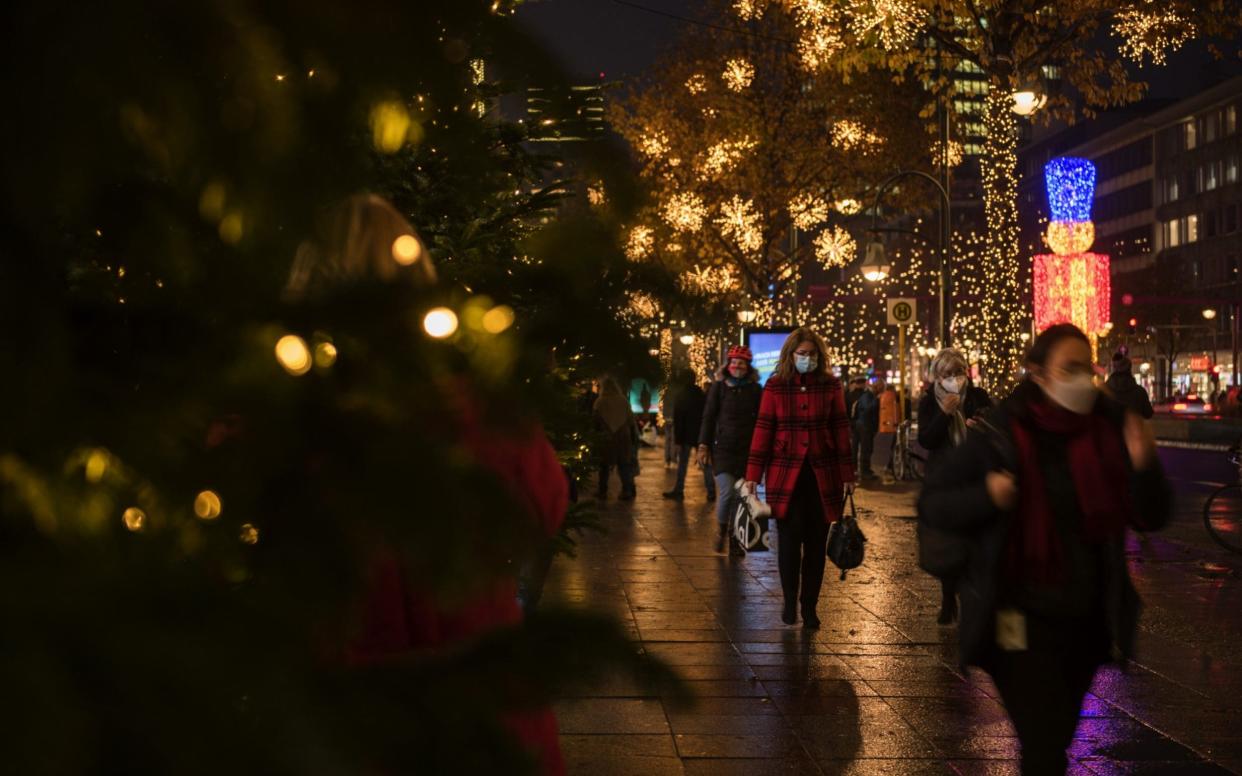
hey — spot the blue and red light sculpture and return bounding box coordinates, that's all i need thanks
[1033,157,1110,339]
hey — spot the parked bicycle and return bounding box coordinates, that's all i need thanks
[891,420,926,482]
[1203,439,1242,554]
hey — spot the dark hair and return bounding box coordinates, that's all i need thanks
[1025,323,1090,368]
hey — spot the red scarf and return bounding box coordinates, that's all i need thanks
[1008,397,1131,584]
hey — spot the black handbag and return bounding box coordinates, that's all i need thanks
[826,492,866,580]
[917,521,968,578]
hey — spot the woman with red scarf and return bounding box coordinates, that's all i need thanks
[919,324,1171,775]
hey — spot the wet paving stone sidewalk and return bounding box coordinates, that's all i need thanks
[546,447,1242,775]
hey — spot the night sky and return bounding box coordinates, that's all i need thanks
[515,0,689,80]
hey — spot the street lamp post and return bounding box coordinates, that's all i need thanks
[861,170,953,347]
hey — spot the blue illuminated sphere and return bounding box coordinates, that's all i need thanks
[1044,157,1096,223]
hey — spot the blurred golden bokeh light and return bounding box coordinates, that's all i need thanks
[194,490,222,520]
[275,335,312,376]
[423,308,458,338]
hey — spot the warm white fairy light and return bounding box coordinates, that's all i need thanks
[723,58,755,91]
[689,333,720,382]
[834,198,862,215]
[847,0,922,51]
[679,264,738,295]
[639,129,671,159]
[663,191,708,232]
[788,0,846,70]
[799,24,845,70]
[699,136,757,179]
[685,73,708,94]
[587,182,607,206]
[626,225,654,260]
[932,139,964,169]
[624,290,662,322]
[732,0,764,21]
[814,226,856,269]
[716,196,764,253]
[831,119,884,151]
[789,193,831,230]
[660,328,674,382]
[1114,3,1195,66]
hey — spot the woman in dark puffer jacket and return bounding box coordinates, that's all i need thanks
[697,345,763,553]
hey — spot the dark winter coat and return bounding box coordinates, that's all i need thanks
[698,366,763,477]
[745,372,855,522]
[917,384,992,470]
[845,387,865,424]
[672,384,708,447]
[1105,371,1154,419]
[852,389,879,432]
[917,383,1172,670]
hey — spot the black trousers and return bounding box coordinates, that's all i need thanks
[777,464,830,611]
[988,617,1105,775]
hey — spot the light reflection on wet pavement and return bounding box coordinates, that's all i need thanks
[548,447,1242,775]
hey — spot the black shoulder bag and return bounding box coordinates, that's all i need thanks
[827,492,867,580]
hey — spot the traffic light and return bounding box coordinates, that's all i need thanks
[1127,318,1137,335]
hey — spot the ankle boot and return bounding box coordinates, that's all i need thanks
[937,595,957,625]
[801,604,821,630]
[781,600,797,625]
[714,524,727,553]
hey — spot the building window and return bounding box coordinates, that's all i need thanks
[1227,105,1238,135]
[1227,154,1239,184]
[1205,161,1221,191]
[1164,175,1180,203]
[1226,204,1240,234]
[1187,214,1199,242]
[1206,210,1218,238]
[1181,119,1197,151]
[1204,113,1218,143]
[1164,220,1180,248]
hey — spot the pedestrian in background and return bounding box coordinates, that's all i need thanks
[660,389,676,467]
[845,376,867,475]
[665,369,714,501]
[875,379,899,477]
[1104,352,1153,420]
[594,377,638,501]
[853,378,880,479]
[698,345,763,553]
[744,328,856,629]
[919,324,1171,775]
[916,347,992,624]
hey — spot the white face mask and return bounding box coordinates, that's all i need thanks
[794,354,817,374]
[940,376,966,394]
[1044,373,1097,415]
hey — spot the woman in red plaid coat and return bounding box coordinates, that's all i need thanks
[744,328,856,628]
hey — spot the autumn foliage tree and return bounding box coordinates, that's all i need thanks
[610,0,929,330]
[761,0,1242,386]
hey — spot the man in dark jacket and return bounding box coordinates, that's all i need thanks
[844,376,866,478]
[852,379,880,479]
[665,370,713,501]
[1104,353,1153,419]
